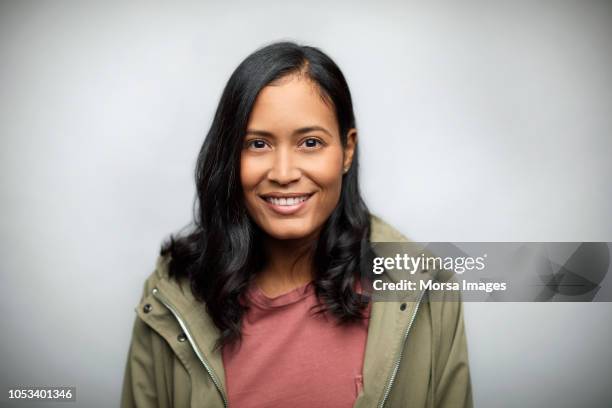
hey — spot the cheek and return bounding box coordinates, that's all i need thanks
[240,155,263,192]
[310,149,344,187]
[306,150,344,204]
[240,155,266,216]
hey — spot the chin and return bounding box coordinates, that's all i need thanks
[263,221,316,241]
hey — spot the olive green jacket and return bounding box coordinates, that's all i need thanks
[121,215,473,407]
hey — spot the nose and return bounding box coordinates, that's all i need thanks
[267,148,301,185]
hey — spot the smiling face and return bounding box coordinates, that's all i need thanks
[240,74,356,241]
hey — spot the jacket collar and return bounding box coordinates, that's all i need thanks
[139,214,436,407]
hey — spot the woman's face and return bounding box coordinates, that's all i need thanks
[240,74,356,241]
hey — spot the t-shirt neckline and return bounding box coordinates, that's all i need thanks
[248,280,315,309]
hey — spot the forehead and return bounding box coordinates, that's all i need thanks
[247,75,338,134]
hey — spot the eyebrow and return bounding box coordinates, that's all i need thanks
[245,126,333,138]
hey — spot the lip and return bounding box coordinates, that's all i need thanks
[260,192,313,198]
[259,192,315,216]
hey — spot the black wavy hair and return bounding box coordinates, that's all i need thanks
[161,41,373,349]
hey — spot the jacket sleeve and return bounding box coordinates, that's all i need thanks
[434,288,474,408]
[120,280,160,408]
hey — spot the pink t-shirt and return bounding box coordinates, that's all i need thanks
[222,279,371,408]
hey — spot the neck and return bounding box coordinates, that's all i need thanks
[256,233,318,297]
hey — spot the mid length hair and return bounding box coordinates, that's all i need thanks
[161,41,372,348]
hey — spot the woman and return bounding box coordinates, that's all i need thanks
[121,41,472,408]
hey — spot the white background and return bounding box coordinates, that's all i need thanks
[1,1,611,406]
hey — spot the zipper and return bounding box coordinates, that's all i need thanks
[151,287,228,408]
[377,289,427,408]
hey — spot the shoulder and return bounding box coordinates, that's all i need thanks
[368,214,464,323]
[139,253,173,298]
[138,252,196,305]
[369,214,411,243]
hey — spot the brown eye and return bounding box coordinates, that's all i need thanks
[300,138,323,149]
[246,139,268,149]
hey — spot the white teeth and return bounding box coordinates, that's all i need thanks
[265,195,310,206]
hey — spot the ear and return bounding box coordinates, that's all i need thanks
[343,128,357,173]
